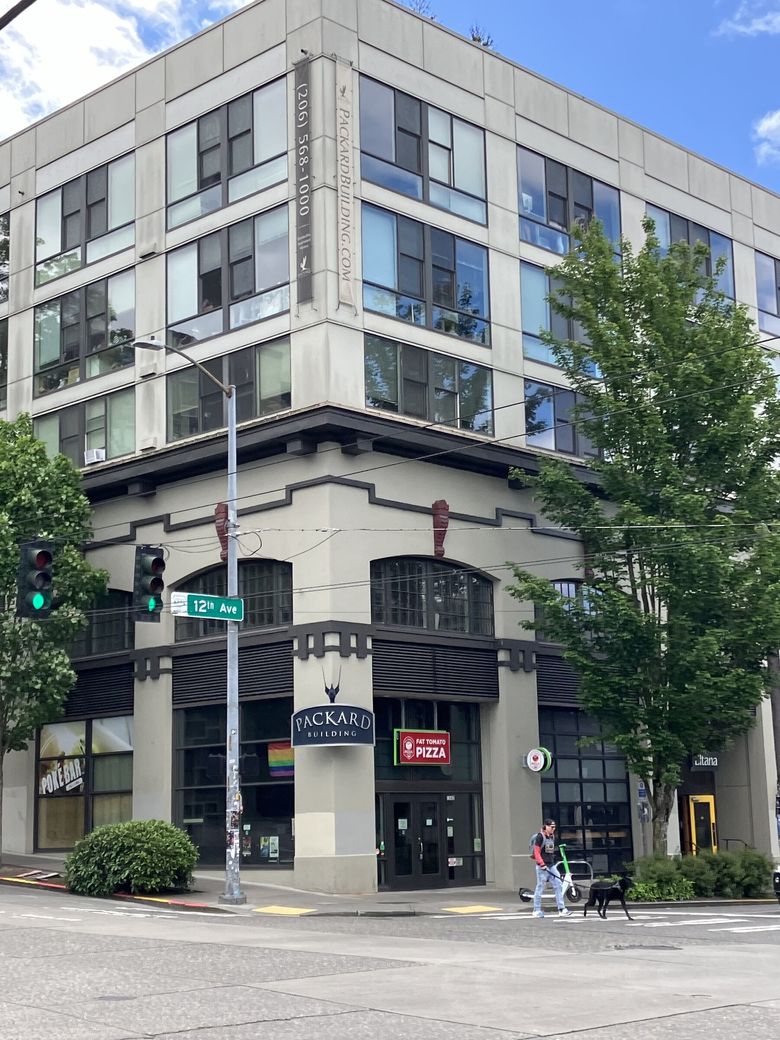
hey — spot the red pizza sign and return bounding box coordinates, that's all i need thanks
[394,729,451,765]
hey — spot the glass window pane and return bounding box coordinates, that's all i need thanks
[108,270,134,345]
[35,301,62,369]
[92,716,134,753]
[36,191,62,262]
[525,381,555,448]
[452,120,485,198]
[756,253,778,316]
[365,335,399,410]
[710,232,734,297]
[168,243,198,323]
[593,181,620,247]
[428,143,451,185]
[647,204,671,254]
[92,754,133,791]
[360,78,395,162]
[428,107,451,147]
[257,339,291,412]
[518,147,546,222]
[37,796,84,848]
[34,413,60,457]
[107,155,134,230]
[456,240,488,317]
[40,720,86,757]
[458,361,492,433]
[254,206,289,291]
[107,388,134,458]
[254,78,287,165]
[362,205,397,289]
[168,123,198,202]
[92,793,132,827]
[168,368,200,440]
[521,262,549,336]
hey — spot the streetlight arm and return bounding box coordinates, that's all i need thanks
[133,338,233,397]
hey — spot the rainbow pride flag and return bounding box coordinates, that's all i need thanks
[268,742,294,777]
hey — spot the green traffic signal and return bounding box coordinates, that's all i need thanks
[134,545,166,622]
[31,591,46,611]
[16,540,54,619]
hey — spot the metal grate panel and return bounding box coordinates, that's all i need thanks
[64,664,134,718]
[372,640,498,699]
[172,641,294,705]
[536,654,581,706]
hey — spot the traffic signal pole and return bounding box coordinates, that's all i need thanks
[221,385,245,905]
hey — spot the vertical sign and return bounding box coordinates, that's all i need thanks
[335,59,355,308]
[295,58,313,304]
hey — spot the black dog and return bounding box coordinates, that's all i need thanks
[583,874,633,920]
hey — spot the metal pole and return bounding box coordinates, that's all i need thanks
[220,387,245,905]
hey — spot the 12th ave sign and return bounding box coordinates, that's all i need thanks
[170,592,244,622]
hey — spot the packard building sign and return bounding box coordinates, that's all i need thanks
[335,58,355,308]
[291,704,375,748]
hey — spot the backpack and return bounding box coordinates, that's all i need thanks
[529,832,541,859]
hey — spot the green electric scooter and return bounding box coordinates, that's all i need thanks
[519,843,584,904]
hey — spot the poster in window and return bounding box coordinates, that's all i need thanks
[38,756,86,796]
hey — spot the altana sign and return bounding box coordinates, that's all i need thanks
[394,729,451,765]
[525,747,553,773]
[291,704,375,748]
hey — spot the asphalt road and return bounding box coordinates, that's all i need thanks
[1,885,779,1039]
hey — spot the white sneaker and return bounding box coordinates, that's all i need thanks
[558,908,572,917]
[532,909,544,918]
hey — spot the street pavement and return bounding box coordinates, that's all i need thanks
[0,881,779,1039]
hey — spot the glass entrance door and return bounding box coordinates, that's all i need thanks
[385,794,445,888]
[688,795,718,854]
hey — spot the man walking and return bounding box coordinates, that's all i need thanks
[532,819,571,918]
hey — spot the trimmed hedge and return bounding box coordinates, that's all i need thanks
[630,848,774,901]
[66,819,198,897]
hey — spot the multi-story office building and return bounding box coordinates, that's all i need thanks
[1,0,778,893]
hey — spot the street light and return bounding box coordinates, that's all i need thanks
[134,336,245,905]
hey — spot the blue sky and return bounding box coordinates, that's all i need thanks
[1,0,779,194]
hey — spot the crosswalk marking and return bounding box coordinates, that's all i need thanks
[710,924,780,933]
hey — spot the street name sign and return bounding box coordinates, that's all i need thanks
[170,592,244,622]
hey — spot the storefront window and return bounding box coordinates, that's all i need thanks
[36,716,133,850]
[174,698,294,865]
[538,708,632,875]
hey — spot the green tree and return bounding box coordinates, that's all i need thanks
[507,218,780,854]
[0,415,107,856]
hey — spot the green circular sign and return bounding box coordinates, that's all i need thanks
[31,592,46,611]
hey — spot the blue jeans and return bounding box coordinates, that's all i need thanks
[534,863,564,911]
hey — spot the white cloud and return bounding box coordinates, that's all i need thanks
[716,1,780,36]
[754,108,780,164]
[0,0,251,141]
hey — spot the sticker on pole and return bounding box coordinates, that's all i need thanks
[525,746,553,772]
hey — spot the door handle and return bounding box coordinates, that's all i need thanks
[711,822,717,849]
[418,839,424,861]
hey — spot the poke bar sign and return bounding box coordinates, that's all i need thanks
[394,729,451,765]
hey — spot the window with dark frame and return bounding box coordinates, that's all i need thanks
[35,155,134,286]
[167,205,289,347]
[167,78,287,229]
[0,318,7,411]
[364,333,493,433]
[756,251,780,337]
[524,379,597,458]
[370,557,494,637]
[33,269,135,397]
[362,203,490,345]
[167,338,291,442]
[359,76,487,224]
[517,146,621,256]
[646,204,735,298]
[174,560,292,642]
[70,590,134,659]
[0,211,9,304]
[521,261,594,368]
[33,387,135,468]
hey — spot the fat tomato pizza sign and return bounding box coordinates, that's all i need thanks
[394,729,451,765]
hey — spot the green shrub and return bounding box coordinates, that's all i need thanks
[66,819,198,898]
[631,855,681,888]
[734,847,773,898]
[679,854,716,897]
[700,850,744,899]
[629,876,694,902]
[630,880,661,901]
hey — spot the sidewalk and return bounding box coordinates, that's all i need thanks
[1,854,776,917]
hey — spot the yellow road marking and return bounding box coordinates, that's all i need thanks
[440,904,504,914]
[252,904,317,916]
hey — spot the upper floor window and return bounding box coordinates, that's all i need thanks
[175,560,292,641]
[167,205,289,348]
[365,333,493,434]
[35,155,134,286]
[646,204,734,298]
[360,77,486,224]
[0,212,9,304]
[167,337,291,442]
[362,203,490,346]
[517,147,620,256]
[34,269,134,397]
[370,557,494,636]
[524,379,597,458]
[34,386,135,468]
[0,319,7,411]
[70,589,134,658]
[756,252,780,337]
[167,78,287,230]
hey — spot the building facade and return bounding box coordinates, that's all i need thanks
[1,0,778,893]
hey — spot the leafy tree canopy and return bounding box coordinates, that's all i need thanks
[507,218,780,851]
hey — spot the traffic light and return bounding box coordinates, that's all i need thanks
[133,545,165,621]
[17,540,54,619]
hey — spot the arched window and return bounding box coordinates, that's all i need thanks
[175,560,292,642]
[370,557,494,636]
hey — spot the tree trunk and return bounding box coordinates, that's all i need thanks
[650,781,676,856]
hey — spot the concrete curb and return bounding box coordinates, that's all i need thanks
[0,874,231,913]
